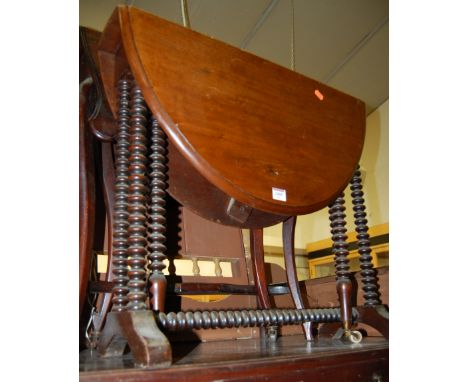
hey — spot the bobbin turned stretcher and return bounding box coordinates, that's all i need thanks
[82,5,388,369]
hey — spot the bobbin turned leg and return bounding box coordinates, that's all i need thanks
[148,117,169,312]
[250,228,277,340]
[282,216,313,341]
[97,78,171,368]
[97,76,132,358]
[328,193,362,343]
[351,166,388,338]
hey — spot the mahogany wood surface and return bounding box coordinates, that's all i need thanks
[81,335,388,381]
[250,228,271,309]
[80,26,120,334]
[356,305,389,339]
[336,279,353,332]
[273,266,389,338]
[91,142,115,332]
[79,28,99,319]
[98,5,366,217]
[79,80,95,318]
[166,135,286,228]
[282,216,313,340]
[97,311,172,368]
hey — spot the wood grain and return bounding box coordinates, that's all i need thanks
[166,134,287,228]
[98,5,366,217]
[81,335,388,381]
[282,216,313,340]
[79,80,95,318]
[250,228,271,309]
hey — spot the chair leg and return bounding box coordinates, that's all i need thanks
[79,79,97,352]
[249,228,270,309]
[79,79,96,321]
[250,228,279,340]
[282,216,313,341]
[87,142,117,340]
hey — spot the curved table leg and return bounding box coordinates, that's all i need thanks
[250,228,279,341]
[250,228,270,309]
[283,216,313,341]
[87,141,116,339]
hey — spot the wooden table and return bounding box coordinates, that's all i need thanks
[98,5,366,228]
[79,5,386,375]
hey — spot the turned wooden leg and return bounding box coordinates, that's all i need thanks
[336,279,353,333]
[148,117,169,312]
[321,168,389,340]
[97,77,172,368]
[350,166,382,305]
[126,83,151,311]
[328,193,361,343]
[111,76,132,313]
[351,166,388,338]
[282,216,313,341]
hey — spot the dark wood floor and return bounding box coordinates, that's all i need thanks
[80,335,389,381]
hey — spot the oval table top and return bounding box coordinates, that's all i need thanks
[98,6,366,216]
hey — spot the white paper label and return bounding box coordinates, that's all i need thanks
[272,187,287,202]
[97,254,108,274]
